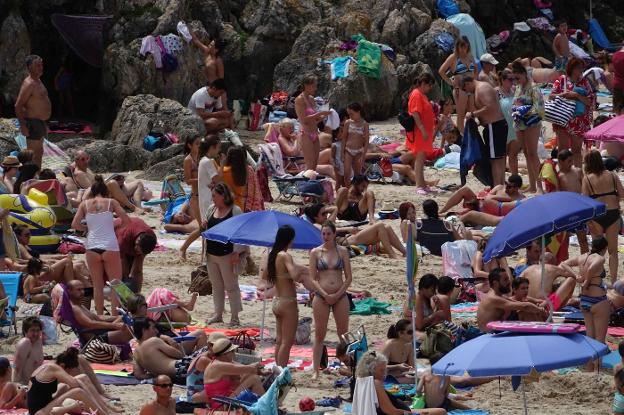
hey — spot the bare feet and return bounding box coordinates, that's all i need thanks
[207,315,223,324]
[179,249,187,262]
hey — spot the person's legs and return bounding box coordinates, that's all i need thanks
[26,139,43,168]
[591,300,611,369]
[101,251,122,315]
[312,295,330,379]
[570,134,584,169]
[521,126,541,192]
[207,255,225,322]
[358,190,375,221]
[273,306,282,365]
[439,186,477,214]
[217,255,242,325]
[554,277,576,308]
[300,135,320,171]
[332,294,350,339]
[106,180,134,210]
[76,354,110,397]
[392,164,417,184]
[43,257,75,284]
[274,299,298,367]
[576,229,589,254]
[28,293,50,304]
[35,387,117,415]
[383,224,406,255]
[180,229,202,261]
[459,211,502,227]
[413,151,426,189]
[233,373,265,396]
[343,152,354,188]
[74,374,119,412]
[354,152,365,177]
[204,118,230,134]
[85,251,106,315]
[454,89,468,135]
[181,330,208,354]
[507,139,521,175]
[606,221,620,283]
[490,158,506,187]
[164,222,199,234]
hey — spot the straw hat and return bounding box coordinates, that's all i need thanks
[208,332,228,344]
[1,156,21,168]
[380,202,397,212]
[212,338,238,356]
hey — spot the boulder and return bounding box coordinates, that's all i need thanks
[495,31,552,68]
[408,19,458,79]
[146,143,185,167]
[142,154,185,181]
[379,6,432,51]
[65,141,150,173]
[395,62,434,110]
[0,119,21,156]
[55,137,96,152]
[240,0,321,40]
[0,13,30,106]
[111,94,205,149]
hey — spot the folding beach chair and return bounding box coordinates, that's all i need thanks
[588,18,624,52]
[340,325,368,401]
[0,272,21,335]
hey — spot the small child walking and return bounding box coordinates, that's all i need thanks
[339,102,369,188]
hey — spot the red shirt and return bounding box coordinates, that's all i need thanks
[115,217,155,257]
[613,50,624,91]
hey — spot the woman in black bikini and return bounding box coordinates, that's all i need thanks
[309,221,352,379]
[27,347,120,415]
[581,150,624,283]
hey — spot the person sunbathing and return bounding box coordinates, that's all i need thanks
[105,173,151,215]
[127,291,198,324]
[509,57,561,84]
[0,357,27,409]
[162,199,199,234]
[132,317,208,382]
[520,264,577,311]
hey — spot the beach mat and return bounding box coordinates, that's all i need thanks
[602,350,621,369]
[262,345,336,359]
[185,326,264,338]
[96,374,140,385]
[94,369,131,377]
[449,411,490,415]
[0,410,28,414]
[90,362,133,372]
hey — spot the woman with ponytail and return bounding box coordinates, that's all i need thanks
[380,319,414,382]
[261,225,307,366]
[71,175,130,315]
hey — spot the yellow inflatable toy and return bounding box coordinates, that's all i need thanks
[0,189,60,253]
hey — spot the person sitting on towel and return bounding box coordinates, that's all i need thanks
[414,199,470,256]
[520,264,577,311]
[509,277,550,321]
[139,374,176,415]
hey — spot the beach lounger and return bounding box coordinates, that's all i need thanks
[0,272,21,335]
[588,18,624,52]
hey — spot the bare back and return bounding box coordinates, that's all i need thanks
[18,77,51,120]
[135,338,177,376]
[477,291,507,331]
[274,252,298,298]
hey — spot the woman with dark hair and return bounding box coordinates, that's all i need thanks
[549,57,594,168]
[14,163,39,194]
[309,221,352,379]
[339,102,369,187]
[380,319,414,382]
[439,36,478,134]
[472,236,512,294]
[295,75,332,170]
[203,182,244,326]
[222,146,247,210]
[560,237,611,370]
[261,225,306,366]
[399,201,416,243]
[27,347,120,415]
[415,199,468,256]
[180,135,202,261]
[71,175,129,315]
[581,150,624,282]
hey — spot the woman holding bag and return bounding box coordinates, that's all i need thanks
[549,58,594,168]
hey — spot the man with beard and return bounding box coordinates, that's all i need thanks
[477,268,545,332]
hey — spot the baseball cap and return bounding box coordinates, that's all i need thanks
[480,53,499,66]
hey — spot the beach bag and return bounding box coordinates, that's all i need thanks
[232,332,256,354]
[59,240,85,255]
[544,95,575,127]
[83,338,120,364]
[398,111,415,132]
[189,265,212,296]
[295,317,312,345]
[380,158,393,177]
[420,323,453,361]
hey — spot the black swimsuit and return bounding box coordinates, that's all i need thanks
[27,375,58,414]
[587,174,621,229]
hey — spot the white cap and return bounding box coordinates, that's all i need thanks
[513,22,531,32]
[480,53,499,66]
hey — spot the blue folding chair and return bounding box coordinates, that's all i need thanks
[589,18,624,52]
[0,272,22,335]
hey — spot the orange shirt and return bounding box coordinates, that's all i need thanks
[222,166,246,210]
[405,88,435,154]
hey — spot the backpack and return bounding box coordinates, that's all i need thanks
[420,323,454,361]
[398,111,415,132]
[189,265,212,296]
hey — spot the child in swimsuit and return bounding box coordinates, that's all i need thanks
[339,102,369,187]
[23,258,53,305]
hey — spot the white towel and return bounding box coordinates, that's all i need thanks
[351,376,378,415]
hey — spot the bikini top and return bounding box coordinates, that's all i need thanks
[348,122,365,135]
[587,174,618,199]
[582,253,607,289]
[317,246,344,271]
[453,58,475,75]
[304,97,316,116]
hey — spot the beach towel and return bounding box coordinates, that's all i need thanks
[356,39,381,79]
[352,376,378,415]
[442,240,477,280]
[540,159,558,193]
[244,165,264,212]
[446,14,487,61]
[588,18,622,52]
[96,374,141,385]
[14,133,70,173]
[146,287,179,320]
[350,298,391,315]
[323,56,355,80]
[50,14,111,67]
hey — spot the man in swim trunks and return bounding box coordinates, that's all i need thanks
[477,268,545,332]
[553,20,571,73]
[140,374,176,415]
[557,149,589,253]
[188,79,232,133]
[15,55,51,168]
[336,175,376,223]
[520,264,577,311]
[462,76,508,187]
[133,317,208,382]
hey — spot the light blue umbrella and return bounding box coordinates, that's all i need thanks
[202,210,321,249]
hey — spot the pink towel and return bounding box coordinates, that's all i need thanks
[146,288,178,320]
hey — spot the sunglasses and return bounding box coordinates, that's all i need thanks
[155,383,173,388]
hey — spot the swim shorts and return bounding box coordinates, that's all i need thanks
[613,391,624,413]
[548,291,562,311]
[482,119,508,159]
[554,55,569,73]
[23,118,47,140]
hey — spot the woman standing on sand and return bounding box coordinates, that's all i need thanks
[309,221,352,379]
[180,135,202,261]
[295,75,332,171]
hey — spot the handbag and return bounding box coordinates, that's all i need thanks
[379,158,393,177]
[398,111,415,132]
[83,338,120,364]
[189,265,212,296]
[543,97,576,127]
[231,332,256,354]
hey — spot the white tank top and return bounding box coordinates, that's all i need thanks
[85,199,119,251]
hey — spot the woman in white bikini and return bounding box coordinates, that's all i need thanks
[262,225,308,367]
[309,221,352,379]
[295,75,332,171]
[340,102,369,188]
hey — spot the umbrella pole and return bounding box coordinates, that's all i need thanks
[411,303,418,391]
[540,235,553,322]
[522,378,529,415]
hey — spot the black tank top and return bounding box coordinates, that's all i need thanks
[27,376,58,414]
[205,209,234,256]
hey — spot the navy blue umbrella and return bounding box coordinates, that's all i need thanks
[202,210,321,249]
[483,192,606,262]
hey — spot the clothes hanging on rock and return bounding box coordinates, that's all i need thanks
[322,56,355,80]
[140,35,162,68]
[160,34,183,54]
[356,40,382,79]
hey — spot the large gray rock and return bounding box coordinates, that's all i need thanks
[147,143,185,167]
[55,138,96,152]
[111,94,205,148]
[408,19,458,78]
[395,62,434,110]
[65,141,150,173]
[0,13,30,106]
[0,119,21,156]
[240,0,320,39]
[143,154,185,181]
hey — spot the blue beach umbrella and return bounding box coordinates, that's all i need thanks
[202,210,321,249]
[483,192,605,262]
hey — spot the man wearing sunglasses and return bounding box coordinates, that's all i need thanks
[140,374,175,415]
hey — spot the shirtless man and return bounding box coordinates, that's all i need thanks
[336,175,376,223]
[462,76,508,186]
[67,280,133,344]
[13,317,43,384]
[64,150,94,207]
[133,318,208,381]
[477,268,545,332]
[187,79,232,133]
[191,32,225,83]
[478,53,499,86]
[553,20,571,73]
[418,369,471,411]
[520,264,577,311]
[139,375,176,415]
[557,149,589,253]
[14,55,51,168]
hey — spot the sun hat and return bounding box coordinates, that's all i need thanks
[480,53,499,66]
[212,338,238,356]
[1,156,21,168]
[513,22,531,32]
[208,332,228,344]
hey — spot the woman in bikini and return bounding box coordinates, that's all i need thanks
[472,237,513,294]
[561,237,610,370]
[407,274,446,340]
[309,221,352,379]
[71,175,130,315]
[262,225,307,366]
[295,75,332,171]
[340,102,369,187]
[438,185,523,226]
[179,136,202,261]
[380,319,414,383]
[582,150,624,283]
[439,36,478,134]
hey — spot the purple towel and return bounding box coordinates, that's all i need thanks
[50,14,111,67]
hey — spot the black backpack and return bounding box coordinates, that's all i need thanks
[398,111,415,132]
